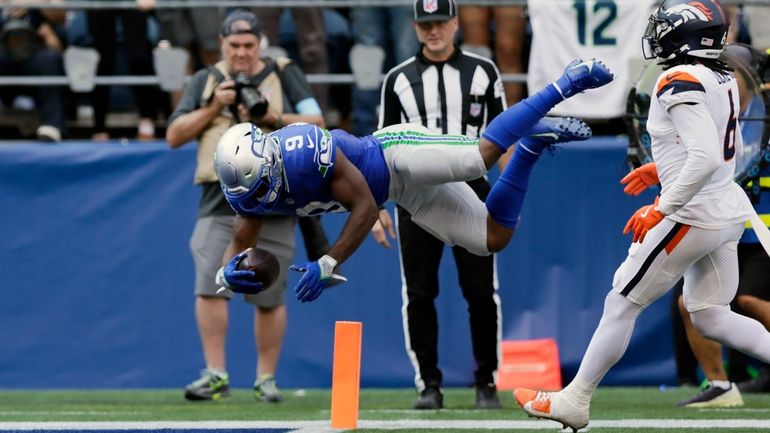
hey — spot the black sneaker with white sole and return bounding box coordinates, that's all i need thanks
[677,382,744,408]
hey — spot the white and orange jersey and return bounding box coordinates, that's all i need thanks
[647,63,753,229]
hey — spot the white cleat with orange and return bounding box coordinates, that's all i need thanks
[514,388,589,432]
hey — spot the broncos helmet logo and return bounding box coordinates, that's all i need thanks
[657,2,714,39]
[665,2,714,22]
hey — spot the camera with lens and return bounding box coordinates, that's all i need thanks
[233,73,269,118]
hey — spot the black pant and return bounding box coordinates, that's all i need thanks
[398,178,499,389]
[86,9,159,133]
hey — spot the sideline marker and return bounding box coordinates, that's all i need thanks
[330,321,362,429]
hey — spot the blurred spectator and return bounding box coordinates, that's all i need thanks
[166,9,325,403]
[274,9,352,127]
[254,5,328,114]
[155,1,221,68]
[86,0,159,140]
[742,3,770,52]
[348,6,419,136]
[527,0,655,135]
[0,4,67,141]
[458,4,526,104]
[669,280,699,387]
[154,1,223,107]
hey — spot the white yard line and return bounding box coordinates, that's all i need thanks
[2,419,770,431]
[0,412,148,416]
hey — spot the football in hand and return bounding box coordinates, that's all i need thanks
[238,247,280,288]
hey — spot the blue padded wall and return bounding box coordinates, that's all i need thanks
[0,137,675,389]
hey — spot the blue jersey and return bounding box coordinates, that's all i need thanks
[259,123,390,216]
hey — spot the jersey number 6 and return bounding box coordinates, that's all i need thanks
[723,88,737,161]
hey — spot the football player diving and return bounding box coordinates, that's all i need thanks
[514,0,770,431]
[213,58,614,303]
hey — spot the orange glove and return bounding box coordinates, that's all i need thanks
[623,196,664,243]
[620,162,659,196]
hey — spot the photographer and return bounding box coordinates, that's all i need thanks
[0,6,66,141]
[166,9,325,403]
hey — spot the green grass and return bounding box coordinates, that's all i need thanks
[1,387,769,432]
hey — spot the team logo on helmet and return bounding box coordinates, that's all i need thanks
[665,2,714,22]
[658,2,715,39]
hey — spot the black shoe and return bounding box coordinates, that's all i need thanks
[677,382,744,408]
[414,386,443,410]
[737,369,770,393]
[475,383,502,409]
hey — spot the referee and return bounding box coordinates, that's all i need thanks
[372,0,505,410]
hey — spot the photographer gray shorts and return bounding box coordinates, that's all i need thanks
[190,214,295,307]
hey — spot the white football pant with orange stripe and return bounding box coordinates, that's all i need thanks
[612,218,742,312]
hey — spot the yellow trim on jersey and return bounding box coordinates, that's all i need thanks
[745,214,770,229]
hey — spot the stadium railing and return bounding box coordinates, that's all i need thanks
[7,0,762,89]
[0,0,765,134]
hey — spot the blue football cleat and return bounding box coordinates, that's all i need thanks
[520,116,592,154]
[553,58,614,98]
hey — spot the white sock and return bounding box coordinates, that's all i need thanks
[710,380,731,390]
[207,367,228,377]
[568,291,645,406]
[562,377,595,407]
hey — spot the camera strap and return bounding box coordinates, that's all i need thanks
[206,64,242,121]
[204,62,230,101]
[208,67,224,81]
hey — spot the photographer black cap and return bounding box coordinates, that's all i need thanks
[221,9,261,38]
[413,0,457,22]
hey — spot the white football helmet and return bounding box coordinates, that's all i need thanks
[214,122,284,213]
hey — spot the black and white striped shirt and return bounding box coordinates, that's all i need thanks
[378,46,506,138]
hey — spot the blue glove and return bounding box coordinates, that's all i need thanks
[216,251,264,294]
[289,255,337,303]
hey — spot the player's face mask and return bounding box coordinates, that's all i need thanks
[215,123,284,213]
[642,15,668,60]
